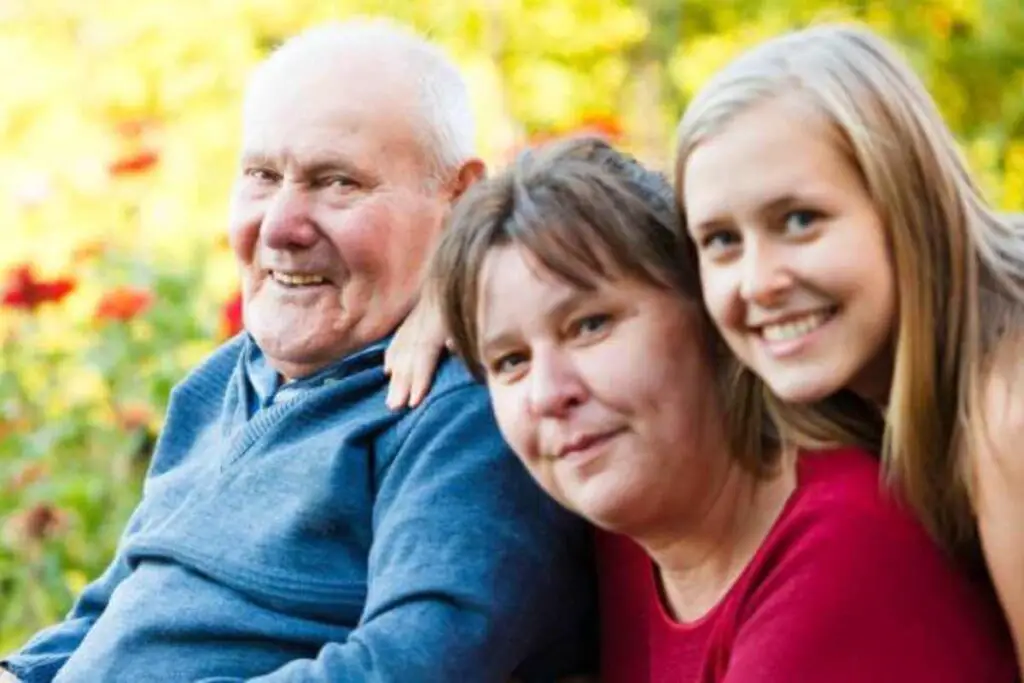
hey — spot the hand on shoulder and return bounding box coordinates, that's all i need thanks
[384,289,452,410]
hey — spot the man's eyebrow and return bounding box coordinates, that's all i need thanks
[239,151,276,169]
[237,151,370,179]
[303,154,368,178]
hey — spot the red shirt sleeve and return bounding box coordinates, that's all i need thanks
[722,500,1016,683]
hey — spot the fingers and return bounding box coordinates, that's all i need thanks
[385,369,412,410]
[407,344,444,408]
[384,291,450,409]
[386,342,443,410]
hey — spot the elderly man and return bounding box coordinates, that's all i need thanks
[1,19,594,683]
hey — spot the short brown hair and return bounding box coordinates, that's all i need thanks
[428,136,695,377]
[428,136,781,476]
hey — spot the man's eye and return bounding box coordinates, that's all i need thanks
[319,175,358,190]
[244,168,279,184]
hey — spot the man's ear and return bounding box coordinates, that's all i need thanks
[447,158,486,202]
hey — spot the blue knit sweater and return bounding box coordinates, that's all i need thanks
[4,335,595,682]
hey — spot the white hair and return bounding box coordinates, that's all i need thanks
[245,18,477,179]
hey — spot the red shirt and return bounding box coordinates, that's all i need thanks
[597,447,1017,682]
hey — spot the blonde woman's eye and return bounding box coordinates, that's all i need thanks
[783,210,821,233]
[699,231,739,253]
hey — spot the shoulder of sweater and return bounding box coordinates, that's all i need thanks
[172,333,248,397]
[418,353,486,404]
[375,355,500,462]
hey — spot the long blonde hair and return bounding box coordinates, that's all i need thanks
[674,23,1024,556]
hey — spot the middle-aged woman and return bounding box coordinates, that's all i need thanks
[393,135,1016,681]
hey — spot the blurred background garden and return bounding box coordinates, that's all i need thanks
[1,0,1022,652]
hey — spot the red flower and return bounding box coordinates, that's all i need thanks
[71,240,108,263]
[114,402,155,431]
[221,291,243,338]
[1,265,76,311]
[109,149,160,176]
[114,117,158,139]
[5,502,69,545]
[8,461,49,493]
[95,287,153,322]
[575,114,624,142]
[508,114,626,164]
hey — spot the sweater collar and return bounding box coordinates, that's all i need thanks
[242,334,391,409]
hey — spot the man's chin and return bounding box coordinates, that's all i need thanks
[248,326,339,379]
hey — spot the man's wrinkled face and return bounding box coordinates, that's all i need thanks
[228,60,449,380]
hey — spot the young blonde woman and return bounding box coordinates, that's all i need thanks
[673,23,1024,667]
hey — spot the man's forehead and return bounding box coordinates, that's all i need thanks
[255,60,420,118]
[242,80,420,162]
[247,69,394,125]
[247,45,416,113]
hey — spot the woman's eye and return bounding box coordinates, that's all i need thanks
[572,314,611,337]
[699,231,739,252]
[490,352,528,376]
[783,210,820,234]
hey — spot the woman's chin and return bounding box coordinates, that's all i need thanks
[561,483,649,535]
[765,373,845,405]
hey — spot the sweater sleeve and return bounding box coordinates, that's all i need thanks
[224,383,596,683]
[721,503,1015,683]
[2,341,243,683]
[1,515,140,683]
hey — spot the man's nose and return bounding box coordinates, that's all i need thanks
[261,183,319,250]
[738,240,793,307]
[527,349,587,418]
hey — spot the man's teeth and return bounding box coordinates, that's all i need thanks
[762,311,831,342]
[272,272,326,286]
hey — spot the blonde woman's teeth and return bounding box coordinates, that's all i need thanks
[762,311,831,342]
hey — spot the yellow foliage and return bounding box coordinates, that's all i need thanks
[64,569,89,597]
